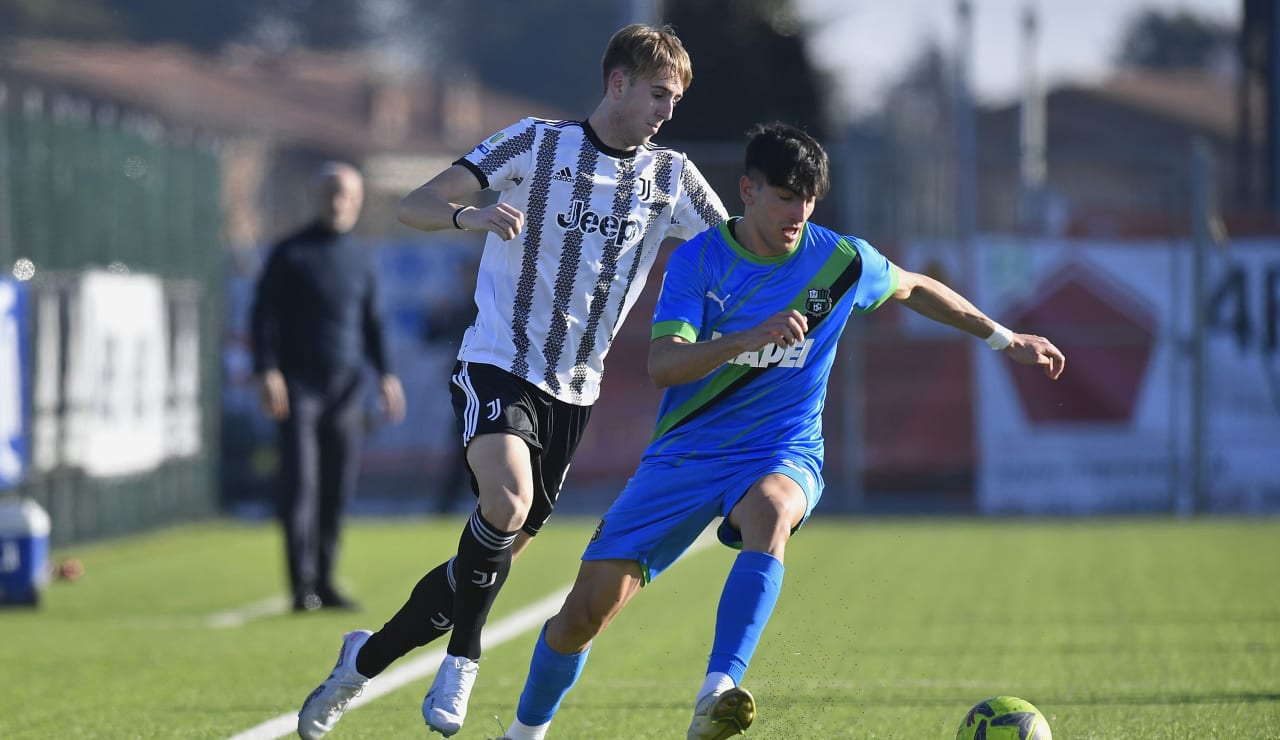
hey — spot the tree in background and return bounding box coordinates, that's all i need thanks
[0,0,830,144]
[1113,8,1237,72]
[425,0,620,115]
[661,0,830,141]
[0,0,126,41]
[0,0,439,56]
[418,0,831,140]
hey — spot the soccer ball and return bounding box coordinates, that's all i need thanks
[955,696,1052,740]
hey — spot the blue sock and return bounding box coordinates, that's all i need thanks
[707,551,785,684]
[515,622,591,726]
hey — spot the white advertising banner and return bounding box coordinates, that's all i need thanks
[31,286,62,473]
[0,280,26,487]
[165,288,202,458]
[972,237,1280,514]
[63,272,170,477]
[1196,239,1280,511]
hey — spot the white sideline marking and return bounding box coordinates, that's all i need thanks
[226,586,571,740]
[227,531,718,740]
[206,595,291,629]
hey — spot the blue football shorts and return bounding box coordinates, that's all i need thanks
[581,452,824,584]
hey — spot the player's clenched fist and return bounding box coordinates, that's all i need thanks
[746,309,808,350]
[458,202,525,241]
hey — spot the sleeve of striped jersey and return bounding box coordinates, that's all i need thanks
[650,241,706,343]
[667,158,729,241]
[850,238,901,313]
[459,118,537,192]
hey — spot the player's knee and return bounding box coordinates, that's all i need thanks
[738,501,804,552]
[738,496,800,533]
[548,600,610,651]
[763,484,808,529]
[476,489,531,532]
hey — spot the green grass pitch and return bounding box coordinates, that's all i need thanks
[2,517,1278,739]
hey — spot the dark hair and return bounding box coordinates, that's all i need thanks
[600,24,693,92]
[744,122,830,200]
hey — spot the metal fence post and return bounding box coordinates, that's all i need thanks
[1188,139,1216,516]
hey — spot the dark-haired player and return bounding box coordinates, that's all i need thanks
[491,122,1065,740]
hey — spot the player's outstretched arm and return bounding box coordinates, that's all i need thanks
[398,164,525,240]
[893,269,1065,380]
[648,310,808,388]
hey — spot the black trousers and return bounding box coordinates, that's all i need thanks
[275,372,364,598]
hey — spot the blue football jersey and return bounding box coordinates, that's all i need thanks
[646,219,899,462]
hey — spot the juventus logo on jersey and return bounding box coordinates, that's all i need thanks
[637,177,652,201]
[485,399,501,421]
[472,570,498,587]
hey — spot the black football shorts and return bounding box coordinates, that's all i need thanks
[448,361,592,535]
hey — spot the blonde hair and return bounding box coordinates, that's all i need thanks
[600,24,693,92]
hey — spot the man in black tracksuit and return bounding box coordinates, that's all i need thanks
[250,162,405,612]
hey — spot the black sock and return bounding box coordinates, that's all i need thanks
[446,509,517,660]
[355,558,456,678]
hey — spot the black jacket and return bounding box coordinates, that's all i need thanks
[250,222,391,391]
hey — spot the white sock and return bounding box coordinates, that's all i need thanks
[505,718,550,740]
[696,672,736,704]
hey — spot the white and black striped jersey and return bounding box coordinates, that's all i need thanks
[453,117,728,406]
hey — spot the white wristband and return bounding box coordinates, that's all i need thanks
[451,205,474,230]
[985,322,1014,350]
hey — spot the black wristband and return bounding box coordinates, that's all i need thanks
[452,206,472,230]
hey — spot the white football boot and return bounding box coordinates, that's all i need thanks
[422,654,480,737]
[296,630,372,739]
[687,686,756,740]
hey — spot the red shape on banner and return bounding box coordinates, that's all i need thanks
[1004,263,1156,423]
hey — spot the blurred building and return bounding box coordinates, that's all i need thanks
[0,38,571,253]
[846,67,1270,246]
[978,69,1262,238]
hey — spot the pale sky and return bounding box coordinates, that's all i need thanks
[792,0,1241,120]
